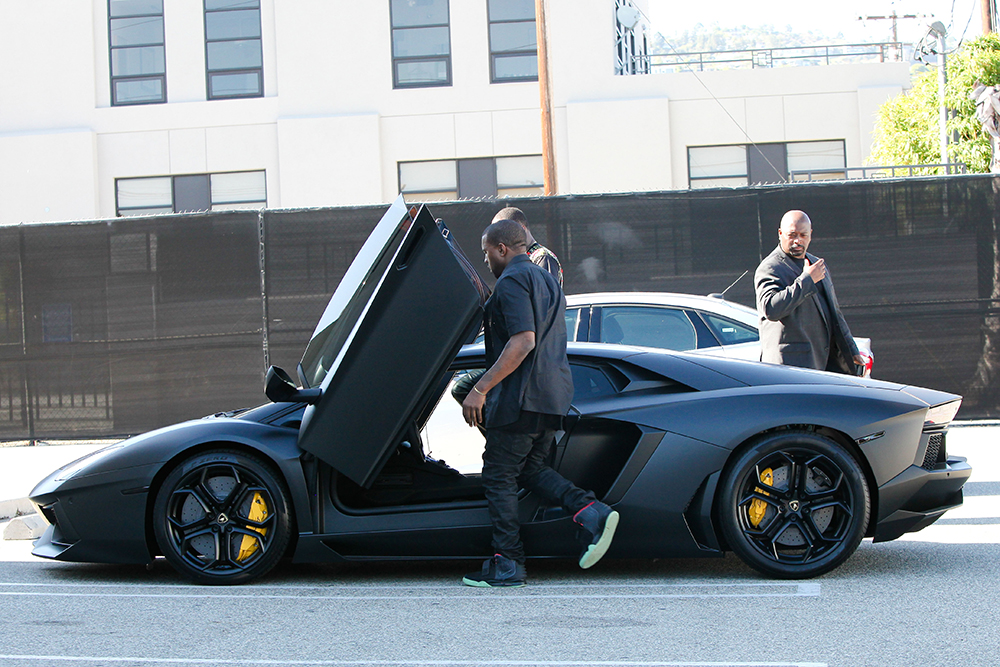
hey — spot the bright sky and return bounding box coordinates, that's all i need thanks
[647,0,984,49]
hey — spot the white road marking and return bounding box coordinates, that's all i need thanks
[0,658,828,666]
[0,581,819,600]
[0,580,810,590]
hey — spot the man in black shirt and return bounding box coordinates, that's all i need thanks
[449,206,561,411]
[460,219,618,587]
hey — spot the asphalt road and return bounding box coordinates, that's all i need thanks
[0,424,997,667]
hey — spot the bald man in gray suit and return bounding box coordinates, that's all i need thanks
[754,210,865,375]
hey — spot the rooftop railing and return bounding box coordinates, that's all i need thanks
[789,163,969,181]
[640,42,909,73]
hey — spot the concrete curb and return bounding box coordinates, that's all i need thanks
[3,513,46,540]
[0,497,36,522]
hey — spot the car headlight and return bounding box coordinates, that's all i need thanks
[924,399,962,428]
[54,442,129,481]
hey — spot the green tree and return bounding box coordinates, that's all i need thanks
[869,33,1000,173]
[869,35,1000,416]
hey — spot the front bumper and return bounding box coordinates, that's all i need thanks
[29,465,157,565]
[872,455,972,543]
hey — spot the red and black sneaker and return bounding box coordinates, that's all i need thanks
[462,554,527,588]
[574,501,620,569]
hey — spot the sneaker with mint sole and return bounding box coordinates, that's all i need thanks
[574,501,619,569]
[462,554,527,587]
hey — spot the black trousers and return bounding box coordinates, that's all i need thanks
[482,424,595,564]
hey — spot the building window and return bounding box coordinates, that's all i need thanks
[787,141,848,181]
[496,156,544,196]
[204,0,263,99]
[116,170,267,216]
[398,156,543,201]
[399,160,458,201]
[688,140,846,188]
[390,0,451,88]
[688,145,749,189]
[488,0,537,83]
[109,0,166,105]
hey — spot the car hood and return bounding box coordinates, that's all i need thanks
[294,197,489,486]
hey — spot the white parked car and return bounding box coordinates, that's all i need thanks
[564,292,873,377]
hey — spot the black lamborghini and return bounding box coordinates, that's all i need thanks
[29,198,971,584]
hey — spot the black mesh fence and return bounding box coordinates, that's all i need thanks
[2,175,998,441]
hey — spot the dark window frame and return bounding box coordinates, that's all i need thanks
[203,0,264,100]
[687,140,847,188]
[397,159,459,199]
[686,144,749,188]
[397,154,544,200]
[115,170,267,217]
[786,139,848,181]
[108,0,167,106]
[390,0,452,89]
[487,0,538,83]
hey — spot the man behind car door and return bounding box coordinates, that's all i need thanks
[460,219,619,587]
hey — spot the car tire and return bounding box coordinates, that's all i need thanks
[718,430,870,579]
[152,449,293,585]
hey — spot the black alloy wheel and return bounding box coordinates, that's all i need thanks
[152,449,293,585]
[718,431,870,579]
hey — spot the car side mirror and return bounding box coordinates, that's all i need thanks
[265,366,322,404]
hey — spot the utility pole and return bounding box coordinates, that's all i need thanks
[927,22,950,169]
[535,0,556,196]
[983,0,995,34]
[858,11,920,43]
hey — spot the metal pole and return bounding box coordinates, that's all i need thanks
[535,0,556,195]
[17,225,34,442]
[258,208,270,373]
[938,32,949,170]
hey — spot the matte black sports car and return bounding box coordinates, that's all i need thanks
[30,198,971,584]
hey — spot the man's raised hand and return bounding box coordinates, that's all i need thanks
[803,257,826,283]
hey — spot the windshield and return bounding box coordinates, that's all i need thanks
[299,197,411,388]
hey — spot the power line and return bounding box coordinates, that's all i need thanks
[653,34,788,181]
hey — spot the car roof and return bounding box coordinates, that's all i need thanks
[566,291,759,325]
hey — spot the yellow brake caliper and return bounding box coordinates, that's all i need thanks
[237,492,269,562]
[748,468,773,528]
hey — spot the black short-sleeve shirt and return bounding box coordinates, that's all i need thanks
[483,254,574,429]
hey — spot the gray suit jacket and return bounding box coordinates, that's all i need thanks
[754,245,859,373]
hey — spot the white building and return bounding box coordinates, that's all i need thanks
[0,0,911,225]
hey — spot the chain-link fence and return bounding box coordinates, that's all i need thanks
[2,174,998,441]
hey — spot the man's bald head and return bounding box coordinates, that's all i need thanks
[483,219,527,249]
[492,207,528,227]
[778,210,812,258]
[780,210,811,231]
[481,219,527,278]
